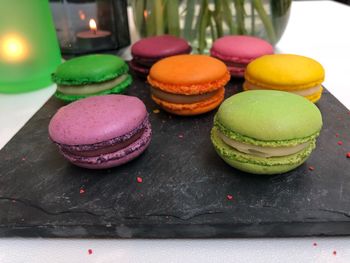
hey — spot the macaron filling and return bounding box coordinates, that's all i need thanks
[244,82,322,97]
[218,131,310,158]
[62,129,145,157]
[57,74,129,95]
[55,116,149,156]
[151,87,223,104]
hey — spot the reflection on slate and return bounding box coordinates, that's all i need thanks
[0,77,350,238]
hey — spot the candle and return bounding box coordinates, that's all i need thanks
[76,19,112,52]
[0,34,28,63]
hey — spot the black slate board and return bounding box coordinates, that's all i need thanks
[0,78,350,238]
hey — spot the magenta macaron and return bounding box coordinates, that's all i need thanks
[48,95,151,169]
[210,35,274,77]
[130,35,192,77]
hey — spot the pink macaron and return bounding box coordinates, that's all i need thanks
[48,95,151,169]
[210,35,274,77]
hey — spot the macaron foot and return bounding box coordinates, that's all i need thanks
[151,87,225,116]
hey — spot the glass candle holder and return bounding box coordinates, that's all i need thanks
[50,0,130,55]
[0,0,62,93]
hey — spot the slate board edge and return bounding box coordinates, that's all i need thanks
[1,221,350,238]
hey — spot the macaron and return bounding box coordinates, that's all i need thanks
[243,54,325,103]
[52,54,132,102]
[148,54,230,116]
[210,35,274,77]
[48,95,151,169]
[131,35,192,77]
[211,90,322,175]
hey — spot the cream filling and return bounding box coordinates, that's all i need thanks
[151,87,221,104]
[245,82,322,97]
[218,131,309,158]
[57,74,128,95]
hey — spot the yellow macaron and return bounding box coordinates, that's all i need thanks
[243,54,325,103]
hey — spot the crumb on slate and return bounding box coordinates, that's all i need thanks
[153,109,160,114]
[137,177,143,183]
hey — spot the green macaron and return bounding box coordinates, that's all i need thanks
[211,90,322,175]
[52,54,132,102]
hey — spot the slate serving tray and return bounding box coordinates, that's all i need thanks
[0,78,350,238]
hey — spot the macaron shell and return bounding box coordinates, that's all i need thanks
[210,36,274,64]
[49,94,147,145]
[216,90,322,142]
[151,87,224,116]
[228,66,245,77]
[148,55,230,95]
[61,121,152,169]
[131,35,191,59]
[54,74,132,102]
[219,153,309,175]
[211,127,313,174]
[244,54,325,90]
[52,54,128,85]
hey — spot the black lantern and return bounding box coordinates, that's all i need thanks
[50,0,130,55]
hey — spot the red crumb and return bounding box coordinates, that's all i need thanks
[88,249,93,255]
[137,177,143,183]
[347,152,350,158]
[313,242,317,247]
[333,250,337,256]
[226,194,233,200]
[79,188,85,194]
[178,134,184,139]
[308,166,315,171]
[338,141,343,145]
[21,157,26,161]
[336,133,339,138]
[11,199,16,203]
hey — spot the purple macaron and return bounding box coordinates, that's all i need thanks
[210,35,274,77]
[130,35,192,77]
[48,95,151,169]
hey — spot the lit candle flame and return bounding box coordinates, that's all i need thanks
[1,34,28,62]
[89,19,97,34]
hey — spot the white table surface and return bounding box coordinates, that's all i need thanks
[1,1,350,262]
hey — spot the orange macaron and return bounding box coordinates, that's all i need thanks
[148,54,230,116]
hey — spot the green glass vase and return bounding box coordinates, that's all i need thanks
[0,0,61,93]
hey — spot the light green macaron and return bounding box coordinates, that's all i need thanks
[211,90,322,175]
